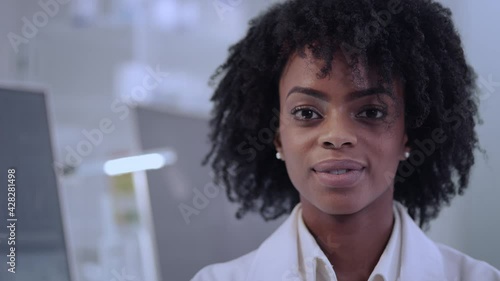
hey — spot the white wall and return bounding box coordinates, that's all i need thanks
[0,0,20,81]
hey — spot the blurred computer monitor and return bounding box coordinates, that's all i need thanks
[0,86,73,281]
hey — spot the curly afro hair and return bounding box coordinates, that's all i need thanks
[201,0,483,228]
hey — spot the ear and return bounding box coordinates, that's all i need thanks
[273,130,282,153]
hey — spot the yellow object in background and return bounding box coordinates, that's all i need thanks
[110,173,139,226]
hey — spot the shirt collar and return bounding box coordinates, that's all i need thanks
[369,202,402,281]
[296,202,402,281]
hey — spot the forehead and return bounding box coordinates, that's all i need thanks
[279,49,404,101]
[280,49,385,92]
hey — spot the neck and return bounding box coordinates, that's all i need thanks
[300,189,394,281]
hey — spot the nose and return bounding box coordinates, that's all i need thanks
[318,112,357,149]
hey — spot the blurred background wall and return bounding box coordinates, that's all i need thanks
[0,0,498,280]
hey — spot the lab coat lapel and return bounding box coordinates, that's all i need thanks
[245,205,303,281]
[396,202,449,281]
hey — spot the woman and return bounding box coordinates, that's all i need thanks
[192,0,500,280]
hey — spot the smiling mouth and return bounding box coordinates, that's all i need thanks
[327,169,351,175]
[313,168,365,187]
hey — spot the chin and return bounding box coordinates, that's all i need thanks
[324,205,366,216]
[314,195,368,216]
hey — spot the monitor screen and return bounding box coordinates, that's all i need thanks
[0,87,72,280]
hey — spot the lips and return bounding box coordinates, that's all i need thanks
[312,159,365,173]
[312,159,365,187]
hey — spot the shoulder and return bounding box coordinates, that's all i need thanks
[435,242,500,281]
[190,250,257,281]
[394,201,500,281]
[190,204,302,281]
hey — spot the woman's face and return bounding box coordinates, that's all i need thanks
[274,50,409,215]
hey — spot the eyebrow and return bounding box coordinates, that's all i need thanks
[286,86,394,102]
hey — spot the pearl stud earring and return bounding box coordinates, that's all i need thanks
[404,151,410,159]
[276,152,282,160]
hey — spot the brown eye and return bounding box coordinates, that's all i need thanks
[357,107,387,119]
[291,107,321,120]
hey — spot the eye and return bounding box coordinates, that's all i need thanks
[357,107,387,119]
[291,106,321,121]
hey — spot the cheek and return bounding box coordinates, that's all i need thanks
[365,128,406,181]
[280,122,315,152]
[281,132,308,169]
[279,128,315,184]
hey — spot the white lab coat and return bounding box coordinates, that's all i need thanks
[191,202,500,281]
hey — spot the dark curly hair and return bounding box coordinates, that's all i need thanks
[201,0,483,229]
